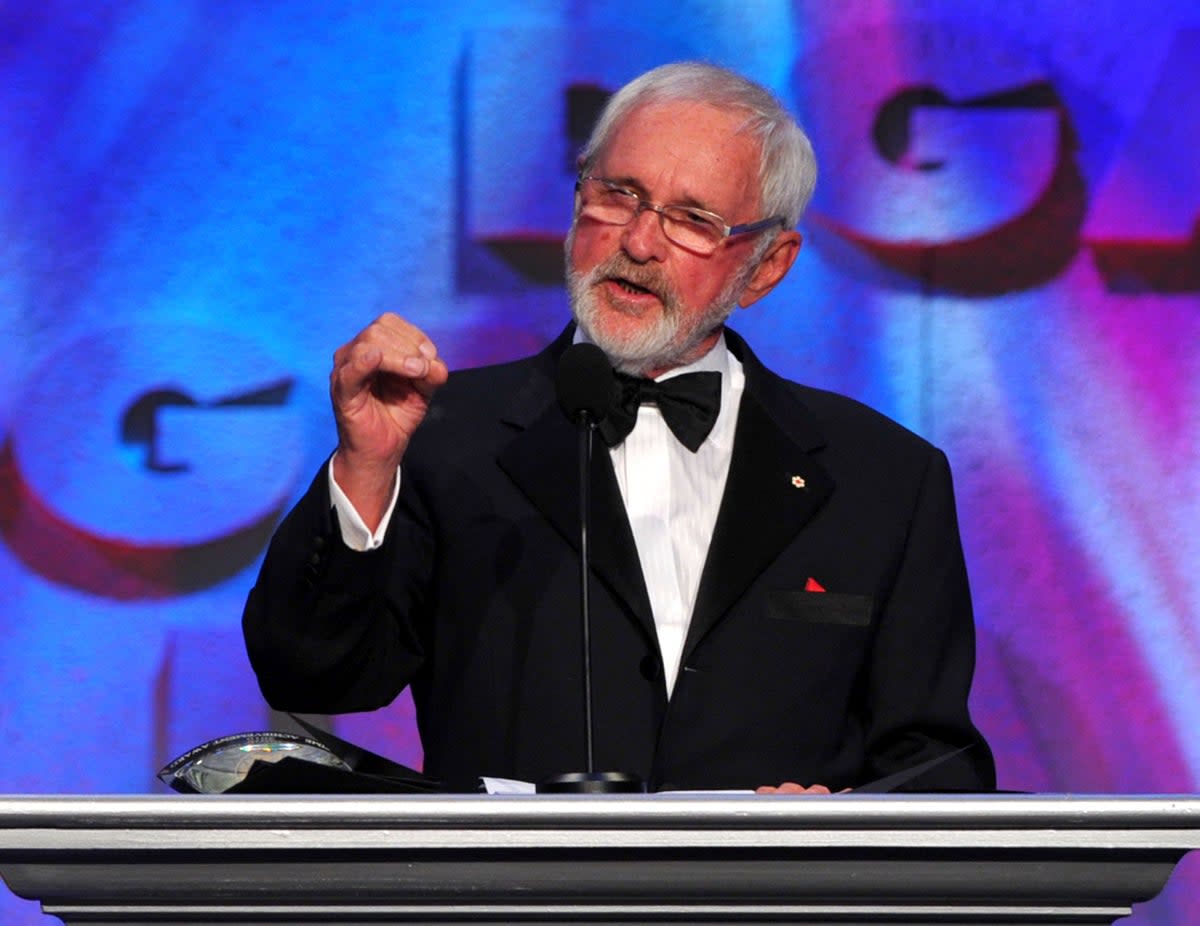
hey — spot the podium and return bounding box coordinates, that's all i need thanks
[2,793,1198,924]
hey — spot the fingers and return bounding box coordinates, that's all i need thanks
[328,313,450,477]
[391,330,446,386]
[331,313,447,407]
[754,782,835,795]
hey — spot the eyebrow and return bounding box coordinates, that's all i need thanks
[602,174,719,215]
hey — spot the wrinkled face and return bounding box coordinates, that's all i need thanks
[566,100,769,377]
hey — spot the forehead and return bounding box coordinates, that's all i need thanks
[594,100,762,215]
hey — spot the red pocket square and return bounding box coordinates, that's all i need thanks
[804,577,826,593]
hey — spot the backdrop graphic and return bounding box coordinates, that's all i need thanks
[2,2,1198,923]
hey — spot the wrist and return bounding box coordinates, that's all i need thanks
[331,449,399,531]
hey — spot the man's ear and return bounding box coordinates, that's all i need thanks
[738,231,802,308]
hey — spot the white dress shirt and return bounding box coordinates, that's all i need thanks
[604,337,743,694]
[330,333,744,697]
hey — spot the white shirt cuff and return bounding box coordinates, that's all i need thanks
[327,456,401,551]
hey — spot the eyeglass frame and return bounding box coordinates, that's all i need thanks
[573,175,787,254]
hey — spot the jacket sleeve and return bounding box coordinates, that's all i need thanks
[241,461,433,714]
[861,448,997,791]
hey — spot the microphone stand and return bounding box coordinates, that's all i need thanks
[578,411,598,773]
[537,408,643,794]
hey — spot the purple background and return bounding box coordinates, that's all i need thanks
[2,3,1198,923]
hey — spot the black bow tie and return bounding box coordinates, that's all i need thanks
[598,371,722,452]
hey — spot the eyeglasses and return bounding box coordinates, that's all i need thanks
[574,176,786,256]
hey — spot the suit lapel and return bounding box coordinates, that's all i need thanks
[682,332,835,663]
[495,331,656,641]
[491,326,834,660]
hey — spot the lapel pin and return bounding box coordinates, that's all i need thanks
[791,475,807,489]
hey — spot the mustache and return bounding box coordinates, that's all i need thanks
[588,255,678,307]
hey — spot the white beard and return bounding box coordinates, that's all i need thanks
[565,235,754,376]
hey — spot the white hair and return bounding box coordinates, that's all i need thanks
[578,61,818,228]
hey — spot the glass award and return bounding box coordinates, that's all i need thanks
[157,731,351,794]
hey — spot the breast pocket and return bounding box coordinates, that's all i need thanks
[766,590,874,628]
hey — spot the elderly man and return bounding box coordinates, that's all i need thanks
[243,62,995,793]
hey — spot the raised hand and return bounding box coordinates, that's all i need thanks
[329,313,448,528]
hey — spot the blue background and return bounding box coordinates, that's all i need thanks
[2,2,1199,923]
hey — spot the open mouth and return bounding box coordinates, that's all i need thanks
[610,276,658,298]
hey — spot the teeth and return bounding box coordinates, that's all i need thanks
[617,279,650,295]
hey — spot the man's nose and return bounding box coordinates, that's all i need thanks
[621,204,669,261]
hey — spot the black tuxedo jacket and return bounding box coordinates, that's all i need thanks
[244,326,995,792]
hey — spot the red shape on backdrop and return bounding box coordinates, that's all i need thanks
[0,440,283,600]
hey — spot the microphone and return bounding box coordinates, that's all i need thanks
[538,344,643,794]
[555,342,618,424]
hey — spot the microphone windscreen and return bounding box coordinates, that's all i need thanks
[556,343,618,423]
